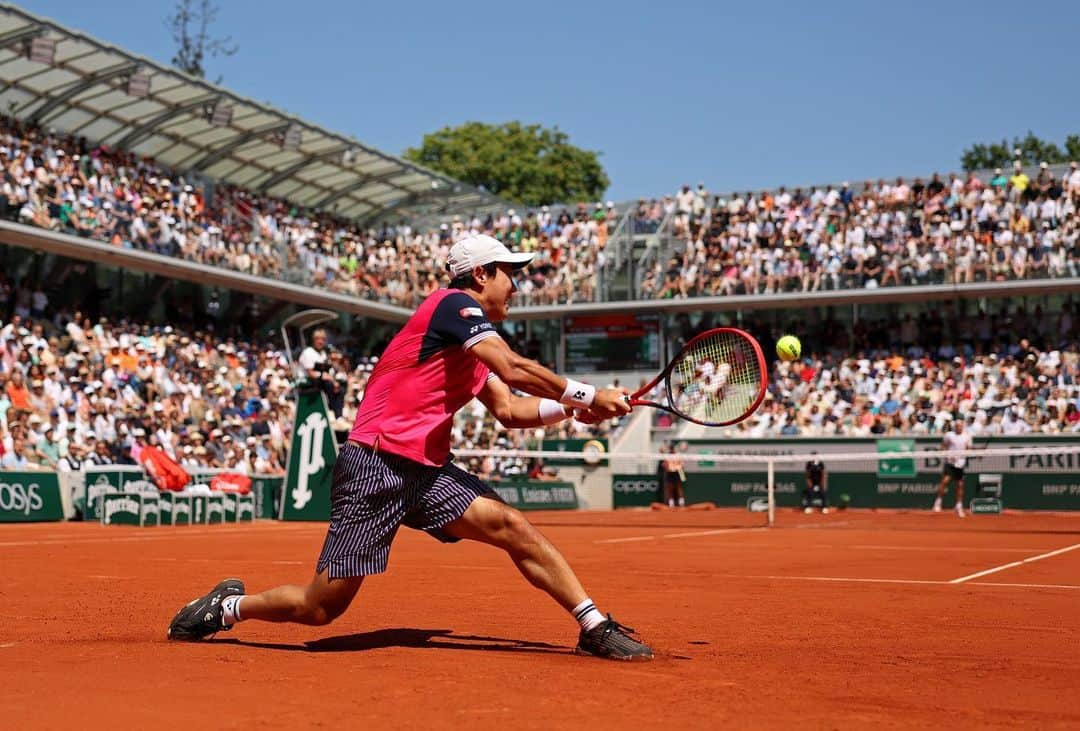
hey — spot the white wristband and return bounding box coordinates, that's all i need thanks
[538,398,571,425]
[560,378,596,408]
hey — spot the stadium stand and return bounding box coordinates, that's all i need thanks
[2,290,1075,483]
[1,114,1075,310]
[0,292,615,478]
[638,169,1080,299]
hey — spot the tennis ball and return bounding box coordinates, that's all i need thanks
[776,335,801,362]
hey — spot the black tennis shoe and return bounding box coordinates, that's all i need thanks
[167,579,245,641]
[575,615,653,661]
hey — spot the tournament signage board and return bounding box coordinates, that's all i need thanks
[280,388,338,521]
[491,481,579,511]
[0,471,65,522]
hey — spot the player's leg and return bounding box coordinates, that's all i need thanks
[954,470,966,516]
[819,484,829,514]
[233,571,363,625]
[168,442,405,640]
[663,474,675,508]
[933,471,949,511]
[445,495,586,611]
[417,464,651,660]
[444,495,652,660]
[673,477,686,507]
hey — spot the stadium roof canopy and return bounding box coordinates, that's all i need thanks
[0,4,503,224]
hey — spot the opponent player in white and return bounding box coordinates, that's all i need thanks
[934,419,972,517]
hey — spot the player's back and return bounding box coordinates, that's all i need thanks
[349,289,492,466]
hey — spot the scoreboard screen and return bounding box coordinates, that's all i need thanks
[564,314,660,372]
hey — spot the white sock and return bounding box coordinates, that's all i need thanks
[221,595,245,626]
[571,598,606,632]
[667,499,675,507]
[677,497,685,507]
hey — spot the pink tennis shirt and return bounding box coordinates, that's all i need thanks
[348,289,498,466]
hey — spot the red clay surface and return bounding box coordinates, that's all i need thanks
[2,509,1080,729]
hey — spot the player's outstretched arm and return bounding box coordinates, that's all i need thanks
[470,336,629,418]
[477,375,572,429]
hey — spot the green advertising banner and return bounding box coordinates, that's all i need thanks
[876,439,916,478]
[190,495,207,524]
[101,493,159,526]
[612,474,663,508]
[280,388,338,521]
[158,493,192,525]
[491,481,579,510]
[236,494,255,521]
[83,466,146,520]
[250,475,282,519]
[0,471,65,522]
[613,471,1080,511]
[542,438,609,466]
[205,494,225,524]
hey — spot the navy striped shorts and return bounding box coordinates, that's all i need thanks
[316,442,497,578]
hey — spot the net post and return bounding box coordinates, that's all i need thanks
[766,458,775,527]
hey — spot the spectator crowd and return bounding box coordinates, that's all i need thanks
[664,301,1079,438]
[2,116,1076,313]
[643,169,1080,298]
[0,289,613,483]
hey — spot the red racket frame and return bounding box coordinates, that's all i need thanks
[627,327,768,427]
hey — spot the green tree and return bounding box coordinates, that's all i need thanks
[1064,135,1080,162]
[404,122,609,206]
[961,130,1073,171]
[961,139,1012,171]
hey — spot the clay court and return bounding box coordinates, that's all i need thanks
[3,510,1079,729]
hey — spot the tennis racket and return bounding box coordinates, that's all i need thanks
[627,327,767,427]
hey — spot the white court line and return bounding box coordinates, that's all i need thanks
[969,581,1080,590]
[0,642,18,649]
[595,527,765,544]
[844,544,1057,554]
[792,521,856,530]
[751,574,945,586]
[949,542,1080,584]
[661,528,768,539]
[144,557,307,565]
[747,575,1080,590]
[0,523,318,548]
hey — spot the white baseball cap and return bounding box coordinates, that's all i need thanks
[446,234,534,277]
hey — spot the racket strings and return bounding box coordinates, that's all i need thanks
[667,332,763,425]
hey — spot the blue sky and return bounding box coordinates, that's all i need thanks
[18,0,1080,201]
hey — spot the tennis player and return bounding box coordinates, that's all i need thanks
[802,452,828,514]
[933,419,971,517]
[167,234,653,661]
[660,442,686,508]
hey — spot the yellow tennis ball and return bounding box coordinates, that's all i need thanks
[776,335,801,362]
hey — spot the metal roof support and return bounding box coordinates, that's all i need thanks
[313,169,413,209]
[185,120,292,171]
[255,152,337,192]
[111,93,221,150]
[27,61,138,125]
[0,25,44,51]
[359,192,426,226]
